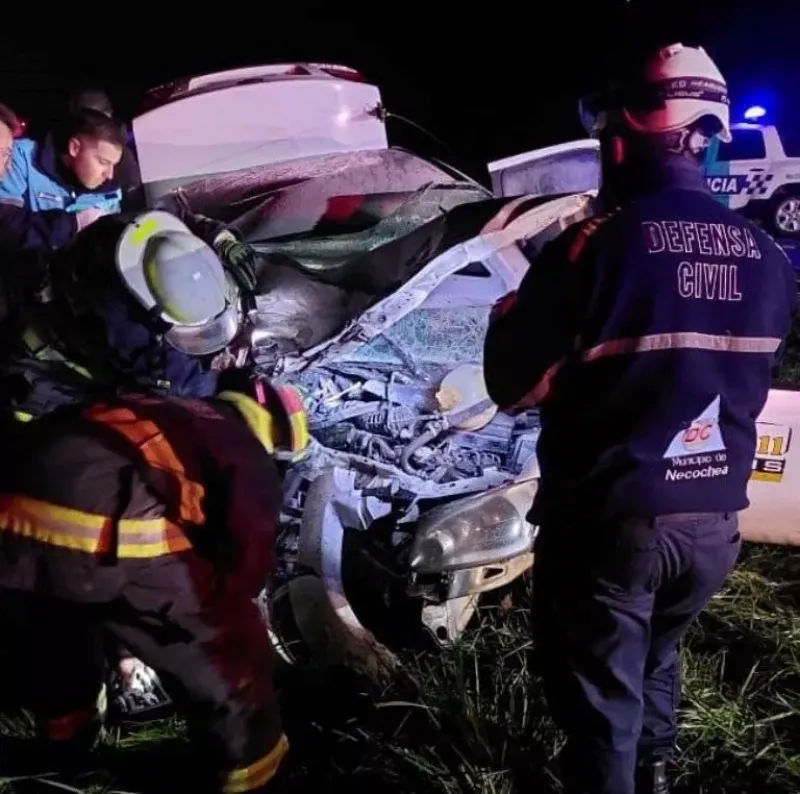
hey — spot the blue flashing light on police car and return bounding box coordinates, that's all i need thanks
[743,105,767,121]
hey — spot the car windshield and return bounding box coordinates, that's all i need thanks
[164,149,490,246]
[344,305,490,375]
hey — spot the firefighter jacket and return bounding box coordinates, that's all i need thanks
[484,154,798,522]
[0,207,233,422]
[0,393,283,601]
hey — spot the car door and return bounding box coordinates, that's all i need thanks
[487,139,601,199]
[740,387,800,545]
[482,138,601,289]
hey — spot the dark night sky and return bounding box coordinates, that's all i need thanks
[0,0,793,177]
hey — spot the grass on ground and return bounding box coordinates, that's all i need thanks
[2,549,799,793]
[3,338,800,793]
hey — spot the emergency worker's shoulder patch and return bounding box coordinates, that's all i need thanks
[566,211,618,264]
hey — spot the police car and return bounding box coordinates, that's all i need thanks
[702,123,800,238]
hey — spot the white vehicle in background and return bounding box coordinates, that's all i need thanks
[701,122,800,237]
[128,65,800,679]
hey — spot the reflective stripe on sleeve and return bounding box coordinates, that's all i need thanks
[582,332,782,360]
[0,494,192,558]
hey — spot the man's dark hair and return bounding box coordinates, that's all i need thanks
[54,108,127,152]
[0,102,19,135]
[68,87,113,117]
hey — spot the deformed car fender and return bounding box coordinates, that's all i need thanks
[287,467,401,683]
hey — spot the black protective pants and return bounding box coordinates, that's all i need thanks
[533,511,741,794]
[0,551,286,793]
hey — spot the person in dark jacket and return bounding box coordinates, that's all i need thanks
[0,382,309,792]
[483,43,797,794]
[1,205,258,421]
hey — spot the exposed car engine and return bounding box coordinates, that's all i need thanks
[290,363,539,482]
[270,362,540,586]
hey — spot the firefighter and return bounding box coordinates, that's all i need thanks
[483,44,797,794]
[0,207,258,723]
[0,204,258,422]
[0,379,309,792]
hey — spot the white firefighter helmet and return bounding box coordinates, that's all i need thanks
[580,43,731,143]
[116,210,241,356]
[623,43,731,142]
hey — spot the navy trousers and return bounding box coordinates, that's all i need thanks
[532,512,741,794]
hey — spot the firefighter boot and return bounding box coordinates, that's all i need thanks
[635,760,670,794]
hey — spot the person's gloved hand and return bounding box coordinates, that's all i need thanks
[213,231,259,294]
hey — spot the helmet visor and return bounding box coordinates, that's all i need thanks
[164,298,240,356]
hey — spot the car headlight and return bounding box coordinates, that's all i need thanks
[408,479,538,574]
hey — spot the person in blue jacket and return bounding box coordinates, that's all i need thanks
[0,103,107,266]
[483,44,797,794]
[0,108,125,250]
[66,86,144,212]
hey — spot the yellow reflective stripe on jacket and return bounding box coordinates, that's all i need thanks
[0,494,192,558]
[223,733,289,793]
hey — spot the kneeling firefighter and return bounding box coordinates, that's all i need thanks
[0,208,260,723]
[0,383,309,792]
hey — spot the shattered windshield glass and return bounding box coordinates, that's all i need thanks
[341,306,490,370]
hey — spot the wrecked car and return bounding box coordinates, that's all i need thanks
[131,63,800,679]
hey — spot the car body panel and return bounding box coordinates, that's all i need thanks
[133,63,388,205]
[740,388,800,544]
[487,139,601,199]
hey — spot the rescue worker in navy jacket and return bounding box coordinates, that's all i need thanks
[483,43,797,794]
[0,380,309,792]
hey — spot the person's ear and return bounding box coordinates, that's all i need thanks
[67,136,81,158]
